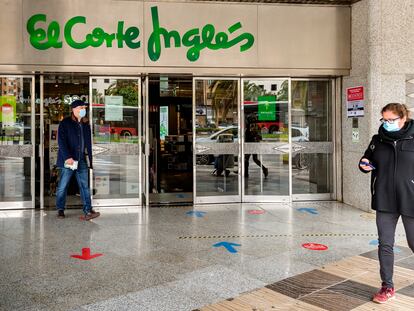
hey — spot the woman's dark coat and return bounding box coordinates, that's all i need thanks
[360,120,414,217]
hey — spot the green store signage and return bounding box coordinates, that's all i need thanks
[26,6,255,62]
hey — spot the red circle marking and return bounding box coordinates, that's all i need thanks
[302,243,328,251]
[248,210,265,215]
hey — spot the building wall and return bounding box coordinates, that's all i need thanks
[343,0,414,211]
[0,0,350,75]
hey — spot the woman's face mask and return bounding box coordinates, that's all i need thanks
[383,121,401,132]
[381,110,405,132]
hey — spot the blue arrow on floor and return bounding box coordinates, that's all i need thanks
[186,211,207,218]
[297,207,319,215]
[369,240,401,253]
[213,242,241,253]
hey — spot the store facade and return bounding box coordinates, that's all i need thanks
[0,0,350,208]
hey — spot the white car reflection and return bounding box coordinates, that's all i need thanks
[195,125,309,165]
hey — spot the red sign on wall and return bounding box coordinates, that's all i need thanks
[347,86,364,101]
[346,86,364,117]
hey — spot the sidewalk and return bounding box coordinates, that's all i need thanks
[197,244,414,310]
[0,202,411,310]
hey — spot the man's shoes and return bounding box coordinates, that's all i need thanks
[263,167,269,178]
[373,286,395,303]
[80,211,100,221]
[57,210,65,219]
[89,209,99,215]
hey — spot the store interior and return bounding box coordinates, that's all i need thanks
[148,75,194,205]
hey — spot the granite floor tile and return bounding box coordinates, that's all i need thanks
[126,285,199,311]
[82,296,144,311]
[223,252,318,284]
[167,278,231,309]
[265,269,346,299]
[176,265,266,298]
[3,201,414,310]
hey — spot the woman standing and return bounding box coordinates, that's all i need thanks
[359,103,414,304]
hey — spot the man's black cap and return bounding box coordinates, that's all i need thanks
[71,99,86,109]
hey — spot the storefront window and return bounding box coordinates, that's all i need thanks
[91,78,140,201]
[0,77,33,203]
[291,80,333,195]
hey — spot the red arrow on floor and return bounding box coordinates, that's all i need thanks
[71,248,103,260]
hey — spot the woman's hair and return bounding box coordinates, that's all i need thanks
[381,103,411,120]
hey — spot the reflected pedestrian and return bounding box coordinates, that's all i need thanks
[359,103,414,304]
[244,116,268,178]
[55,99,100,221]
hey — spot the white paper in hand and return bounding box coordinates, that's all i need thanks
[64,160,78,170]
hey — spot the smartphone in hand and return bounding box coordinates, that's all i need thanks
[359,161,375,170]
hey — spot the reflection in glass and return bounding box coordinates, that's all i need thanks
[92,78,140,200]
[0,77,32,202]
[291,80,333,194]
[243,79,289,196]
[195,79,239,197]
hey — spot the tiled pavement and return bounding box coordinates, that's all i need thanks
[196,246,414,311]
[1,202,413,310]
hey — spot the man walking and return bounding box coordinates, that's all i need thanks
[55,99,100,221]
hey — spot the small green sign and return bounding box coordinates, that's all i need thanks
[258,95,276,121]
[0,96,16,125]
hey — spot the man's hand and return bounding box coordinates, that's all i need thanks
[66,158,74,165]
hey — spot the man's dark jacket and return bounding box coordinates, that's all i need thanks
[56,115,93,168]
[360,120,414,217]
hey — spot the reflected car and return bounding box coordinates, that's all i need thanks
[291,126,309,142]
[196,126,238,165]
[195,125,310,166]
[196,126,238,143]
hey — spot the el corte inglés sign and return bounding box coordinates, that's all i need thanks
[26,6,255,62]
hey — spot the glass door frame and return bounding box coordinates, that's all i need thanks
[193,76,242,204]
[89,76,142,207]
[141,76,149,207]
[241,77,292,203]
[290,77,337,201]
[39,74,91,209]
[0,75,35,209]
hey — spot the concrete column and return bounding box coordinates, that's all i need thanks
[343,0,414,211]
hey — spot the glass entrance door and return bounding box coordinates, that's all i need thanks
[193,78,241,204]
[40,74,89,209]
[242,78,291,202]
[0,76,35,209]
[291,79,334,200]
[90,77,141,206]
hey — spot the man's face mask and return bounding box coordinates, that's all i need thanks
[79,108,86,118]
